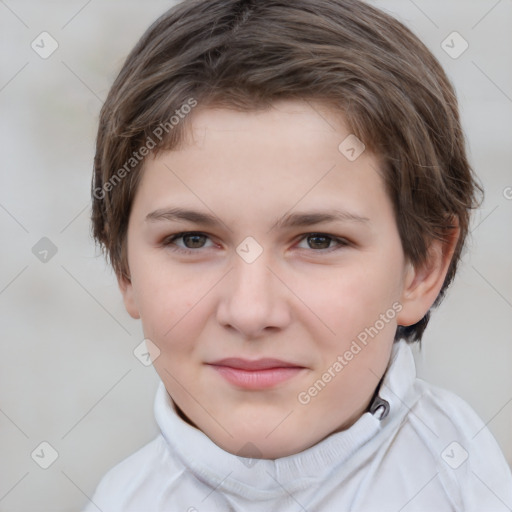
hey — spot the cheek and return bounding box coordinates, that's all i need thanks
[130,259,200,345]
[300,260,402,368]
[316,264,395,329]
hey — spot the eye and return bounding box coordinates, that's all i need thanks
[296,233,350,252]
[161,231,350,255]
[162,232,215,253]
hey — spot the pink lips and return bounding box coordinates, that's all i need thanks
[207,358,306,389]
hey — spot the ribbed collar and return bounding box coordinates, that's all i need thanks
[154,340,417,498]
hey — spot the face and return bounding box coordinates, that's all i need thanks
[120,100,442,459]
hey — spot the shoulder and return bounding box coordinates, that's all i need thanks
[404,378,512,510]
[411,378,489,437]
[83,435,169,512]
[411,377,505,456]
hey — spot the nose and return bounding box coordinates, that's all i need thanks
[216,252,292,340]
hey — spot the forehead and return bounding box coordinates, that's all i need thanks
[182,100,349,151]
[137,100,392,228]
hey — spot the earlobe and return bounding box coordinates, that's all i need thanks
[117,273,141,319]
[397,225,459,327]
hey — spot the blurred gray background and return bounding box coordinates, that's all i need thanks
[0,0,511,510]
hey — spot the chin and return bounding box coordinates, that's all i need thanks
[209,423,315,460]
[222,437,299,460]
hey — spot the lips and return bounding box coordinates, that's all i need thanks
[206,358,306,389]
[207,357,305,371]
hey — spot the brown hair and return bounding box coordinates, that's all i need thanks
[91,0,482,343]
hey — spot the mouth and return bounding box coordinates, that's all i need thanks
[206,358,307,390]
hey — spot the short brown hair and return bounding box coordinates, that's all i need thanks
[91,0,482,343]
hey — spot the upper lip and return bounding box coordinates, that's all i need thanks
[207,358,305,371]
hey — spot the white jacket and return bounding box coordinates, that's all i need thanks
[84,340,512,511]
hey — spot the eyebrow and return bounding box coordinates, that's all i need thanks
[145,207,370,230]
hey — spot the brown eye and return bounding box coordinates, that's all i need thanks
[307,234,332,250]
[181,233,207,248]
[163,232,214,253]
[296,233,350,252]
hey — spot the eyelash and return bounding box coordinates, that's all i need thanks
[161,231,350,255]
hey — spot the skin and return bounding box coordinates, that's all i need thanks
[118,100,457,459]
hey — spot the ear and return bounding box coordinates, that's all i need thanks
[396,222,459,327]
[117,272,141,319]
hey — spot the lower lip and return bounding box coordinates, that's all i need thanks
[209,365,305,389]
